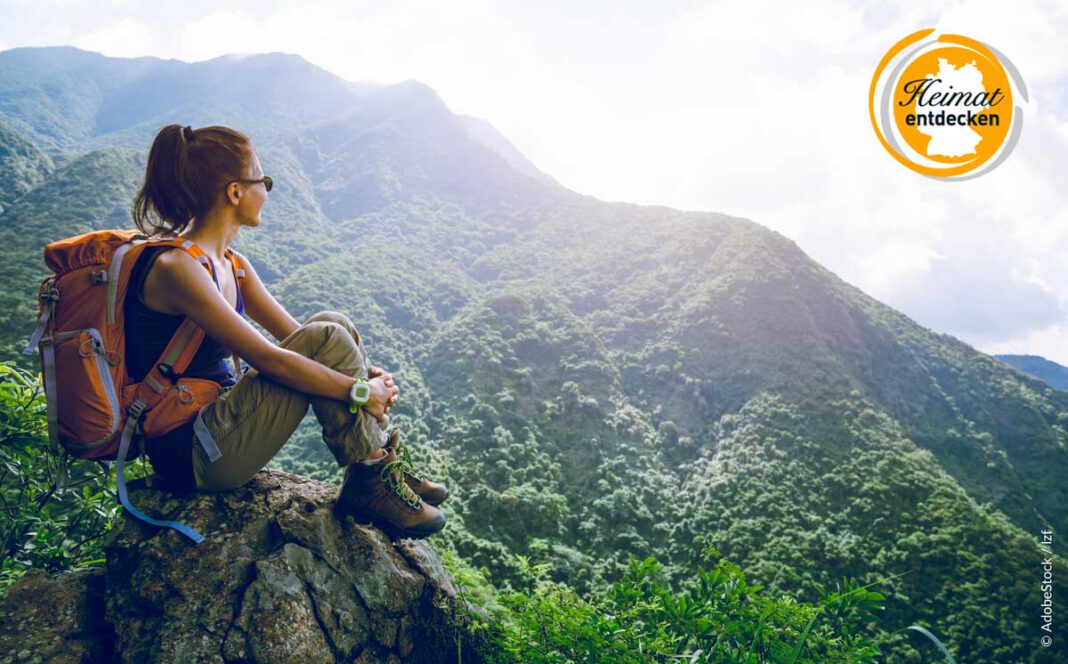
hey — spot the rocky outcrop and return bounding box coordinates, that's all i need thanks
[1,469,491,663]
[0,567,110,663]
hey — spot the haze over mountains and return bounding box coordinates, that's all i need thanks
[1,45,1064,661]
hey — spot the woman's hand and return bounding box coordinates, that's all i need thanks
[369,365,398,413]
[363,374,399,424]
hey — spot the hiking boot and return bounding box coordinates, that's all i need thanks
[334,446,446,540]
[386,428,450,506]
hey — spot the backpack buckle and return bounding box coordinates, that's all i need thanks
[90,270,108,284]
[128,397,147,418]
[157,363,179,380]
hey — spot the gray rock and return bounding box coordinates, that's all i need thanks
[0,567,111,663]
[0,469,491,663]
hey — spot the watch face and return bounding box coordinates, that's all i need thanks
[352,382,371,404]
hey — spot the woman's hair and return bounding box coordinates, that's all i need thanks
[131,124,253,237]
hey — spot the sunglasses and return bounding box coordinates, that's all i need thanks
[230,175,273,192]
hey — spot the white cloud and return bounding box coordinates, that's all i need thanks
[984,321,1068,363]
[73,18,154,58]
[597,0,1068,364]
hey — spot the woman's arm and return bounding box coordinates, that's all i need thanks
[235,250,392,400]
[152,249,395,413]
[231,250,300,341]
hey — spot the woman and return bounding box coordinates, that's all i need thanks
[126,123,447,539]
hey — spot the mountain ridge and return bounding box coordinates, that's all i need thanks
[996,353,1068,390]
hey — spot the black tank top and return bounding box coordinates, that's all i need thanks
[125,243,244,490]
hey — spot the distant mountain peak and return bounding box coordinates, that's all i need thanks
[0,45,562,194]
[995,353,1068,390]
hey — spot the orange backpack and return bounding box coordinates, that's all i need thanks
[22,229,246,544]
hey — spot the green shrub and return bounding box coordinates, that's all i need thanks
[489,550,889,663]
[0,360,150,590]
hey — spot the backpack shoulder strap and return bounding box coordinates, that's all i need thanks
[224,247,247,377]
[225,247,246,281]
[131,237,221,409]
[114,235,218,545]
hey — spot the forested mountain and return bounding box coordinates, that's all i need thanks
[997,353,1068,391]
[1,45,1064,662]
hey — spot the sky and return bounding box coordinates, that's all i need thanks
[1,0,1066,364]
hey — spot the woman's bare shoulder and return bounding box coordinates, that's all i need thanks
[143,247,204,315]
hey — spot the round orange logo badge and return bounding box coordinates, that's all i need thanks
[869,28,1027,180]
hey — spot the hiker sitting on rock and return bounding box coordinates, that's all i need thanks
[125,123,448,539]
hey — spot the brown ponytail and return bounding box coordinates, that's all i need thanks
[131,124,253,237]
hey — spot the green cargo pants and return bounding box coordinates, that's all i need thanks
[191,310,388,492]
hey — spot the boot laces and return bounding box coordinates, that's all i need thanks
[391,435,426,482]
[380,458,422,510]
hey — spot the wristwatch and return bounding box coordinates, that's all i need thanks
[348,378,371,413]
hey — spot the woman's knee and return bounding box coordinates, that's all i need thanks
[281,321,366,378]
[282,320,344,354]
[304,310,354,328]
[302,310,361,346]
